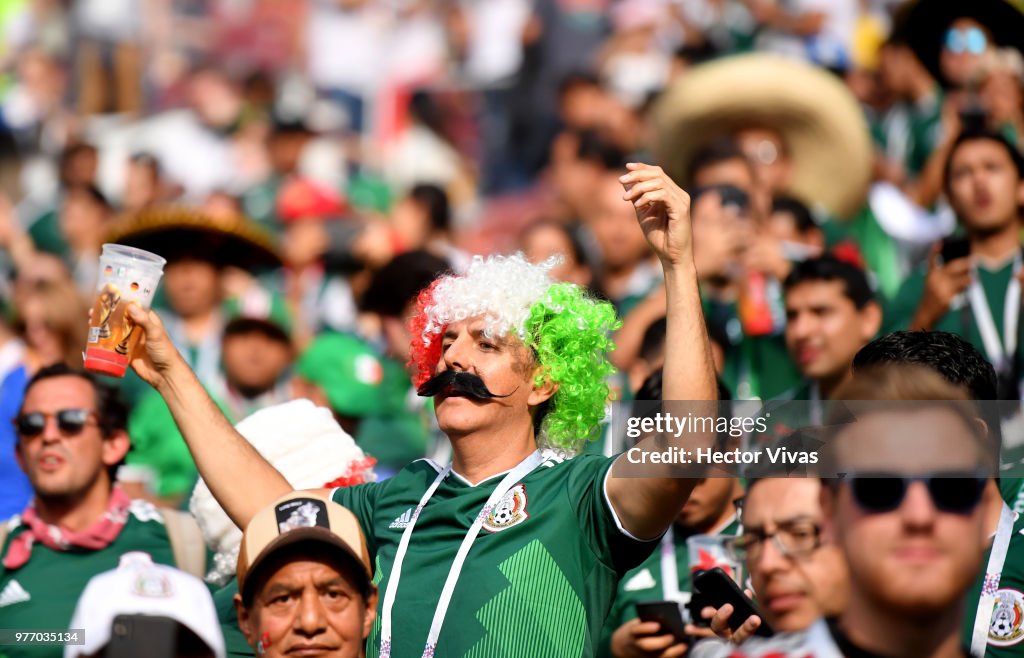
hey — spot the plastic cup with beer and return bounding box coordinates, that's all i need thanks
[84,244,166,378]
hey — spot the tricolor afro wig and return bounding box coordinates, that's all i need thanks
[409,253,622,453]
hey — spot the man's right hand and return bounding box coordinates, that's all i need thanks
[911,244,972,330]
[610,619,688,658]
[126,304,187,390]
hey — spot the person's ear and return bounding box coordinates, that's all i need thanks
[1016,177,1024,207]
[101,430,131,469]
[528,368,559,407]
[860,301,883,341]
[234,593,255,646]
[363,587,379,640]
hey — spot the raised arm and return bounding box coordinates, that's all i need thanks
[126,304,292,528]
[607,163,718,539]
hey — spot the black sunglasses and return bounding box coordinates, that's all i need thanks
[14,409,95,439]
[846,471,988,515]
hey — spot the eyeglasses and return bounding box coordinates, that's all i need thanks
[14,409,96,439]
[945,27,988,55]
[846,471,988,515]
[728,518,821,561]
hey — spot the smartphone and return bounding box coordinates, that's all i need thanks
[635,600,689,643]
[940,238,971,264]
[958,104,989,133]
[692,567,775,638]
[104,614,179,658]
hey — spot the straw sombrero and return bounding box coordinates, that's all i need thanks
[902,0,1024,87]
[106,206,282,270]
[652,54,872,219]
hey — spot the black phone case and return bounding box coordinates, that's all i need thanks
[692,568,775,638]
[635,600,689,642]
[105,614,178,658]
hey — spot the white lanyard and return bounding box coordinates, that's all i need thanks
[659,527,681,603]
[971,503,1017,656]
[379,450,546,658]
[165,313,223,386]
[968,254,1022,373]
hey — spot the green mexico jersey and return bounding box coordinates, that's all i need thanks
[331,452,656,658]
[0,501,177,658]
[598,517,742,658]
[962,510,1024,655]
[885,259,1017,360]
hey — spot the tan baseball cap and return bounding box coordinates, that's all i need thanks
[237,491,372,603]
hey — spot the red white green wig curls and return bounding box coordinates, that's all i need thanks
[409,253,621,452]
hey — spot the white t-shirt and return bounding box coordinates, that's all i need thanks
[462,0,533,86]
[306,0,389,93]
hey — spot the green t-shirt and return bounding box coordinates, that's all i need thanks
[875,90,944,178]
[885,259,1018,355]
[0,501,177,658]
[331,452,655,658]
[598,516,742,658]
[961,509,1024,655]
[703,299,802,402]
[127,389,234,499]
[355,358,430,475]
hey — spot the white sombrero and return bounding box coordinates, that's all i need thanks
[652,53,873,219]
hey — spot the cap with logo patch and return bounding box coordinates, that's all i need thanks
[237,491,372,605]
[64,552,226,658]
[295,332,386,418]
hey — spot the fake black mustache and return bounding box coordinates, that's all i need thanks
[416,370,516,399]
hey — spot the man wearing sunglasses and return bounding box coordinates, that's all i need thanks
[0,364,183,658]
[941,19,994,89]
[819,366,993,658]
[698,366,994,657]
[854,330,1024,657]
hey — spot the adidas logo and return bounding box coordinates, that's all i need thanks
[0,580,30,607]
[389,508,414,529]
[623,569,656,592]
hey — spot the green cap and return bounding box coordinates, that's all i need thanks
[296,332,386,418]
[346,174,392,215]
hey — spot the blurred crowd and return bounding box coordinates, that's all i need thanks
[5,0,1024,656]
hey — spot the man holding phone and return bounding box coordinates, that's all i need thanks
[689,475,850,657]
[888,128,1024,400]
[600,475,741,658]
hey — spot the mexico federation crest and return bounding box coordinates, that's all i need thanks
[990,589,1024,647]
[483,484,529,533]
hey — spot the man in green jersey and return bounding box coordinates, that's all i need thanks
[693,475,850,656]
[0,365,179,658]
[602,475,741,658]
[887,128,1024,401]
[125,162,719,658]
